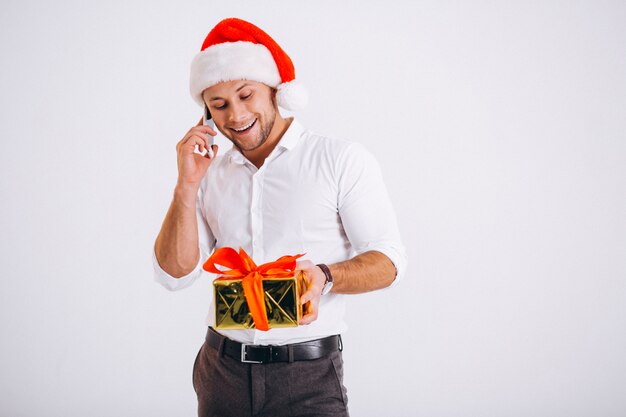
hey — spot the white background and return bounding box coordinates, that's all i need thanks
[1,1,625,416]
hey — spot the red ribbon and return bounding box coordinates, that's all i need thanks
[203,247,304,331]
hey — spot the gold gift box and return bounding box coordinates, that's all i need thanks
[214,270,309,330]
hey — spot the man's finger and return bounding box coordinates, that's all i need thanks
[202,144,219,159]
[300,300,319,324]
[299,290,320,325]
[178,127,213,151]
[191,125,218,137]
[180,135,210,154]
[299,307,318,325]
[300,287,320,305]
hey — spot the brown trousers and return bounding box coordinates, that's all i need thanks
[192,328,350,417]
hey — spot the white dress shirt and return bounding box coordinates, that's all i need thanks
[152,117,407,345]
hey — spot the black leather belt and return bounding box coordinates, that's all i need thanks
[205,327,342,364]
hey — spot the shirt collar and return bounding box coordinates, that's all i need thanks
[225,117,304,165]
[275,117,304,150]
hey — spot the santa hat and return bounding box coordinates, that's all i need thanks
[190,18,308,111]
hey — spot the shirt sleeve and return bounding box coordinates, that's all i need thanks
[152,186,216,291]
[336,142,407,287]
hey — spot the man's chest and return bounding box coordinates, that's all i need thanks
[202,158,341,247]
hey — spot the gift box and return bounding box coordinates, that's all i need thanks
[203,247,310,331]
[213,270,308,330]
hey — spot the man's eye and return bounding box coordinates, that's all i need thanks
[215,104,226,110]
[241,94,252,100]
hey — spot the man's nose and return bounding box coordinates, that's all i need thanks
[226,101,248,123]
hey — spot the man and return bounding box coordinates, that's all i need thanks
[152,18,406,417]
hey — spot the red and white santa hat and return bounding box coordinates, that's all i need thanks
[190,18,308,111]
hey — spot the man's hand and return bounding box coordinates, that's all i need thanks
[176,116,219,189]
[296,260,327,325]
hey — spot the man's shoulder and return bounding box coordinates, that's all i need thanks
[298,127,361,157]
[302,128,376,165]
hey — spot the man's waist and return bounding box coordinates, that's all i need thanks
[205,327,343,364]
[214,326,346,346]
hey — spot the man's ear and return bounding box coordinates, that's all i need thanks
[270,87,279,109]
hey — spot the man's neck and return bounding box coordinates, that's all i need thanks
[243,116,293,169]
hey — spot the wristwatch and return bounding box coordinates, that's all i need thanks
[316,263,334,295]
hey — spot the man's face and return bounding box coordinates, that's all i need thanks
[202,80,278,153]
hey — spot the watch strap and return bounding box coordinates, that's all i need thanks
[316,263,333,285]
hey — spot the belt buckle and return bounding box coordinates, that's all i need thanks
[240,344,263,364]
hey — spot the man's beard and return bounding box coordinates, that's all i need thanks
[228,107,277,153]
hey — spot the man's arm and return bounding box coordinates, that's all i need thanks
[298,251,397,324]
[327,250,397,294]
[154,184,202,278]
[298,141,406,325]
[152,118,218,289]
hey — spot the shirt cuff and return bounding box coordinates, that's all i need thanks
[152,247,203,291]
[364,244,407,289]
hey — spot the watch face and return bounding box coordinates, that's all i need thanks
[321,281,334,295]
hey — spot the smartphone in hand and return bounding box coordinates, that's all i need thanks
[194,105,215,158]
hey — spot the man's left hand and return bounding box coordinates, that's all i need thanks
[296,260,326,325]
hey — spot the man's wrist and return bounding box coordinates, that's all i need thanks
[316,263,334,295]
[173,182,199,206]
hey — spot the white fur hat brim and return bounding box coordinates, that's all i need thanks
[189,41,307,110]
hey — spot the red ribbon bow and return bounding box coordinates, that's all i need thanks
[203,247,304,331]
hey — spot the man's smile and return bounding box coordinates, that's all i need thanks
[230,118,257,133]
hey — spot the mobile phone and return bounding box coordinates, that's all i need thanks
[197,105,215,158]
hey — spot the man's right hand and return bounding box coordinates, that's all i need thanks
[176,116,219,188]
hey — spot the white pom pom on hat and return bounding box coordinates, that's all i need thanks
[190,18,308,111]
[276,80,309,111]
